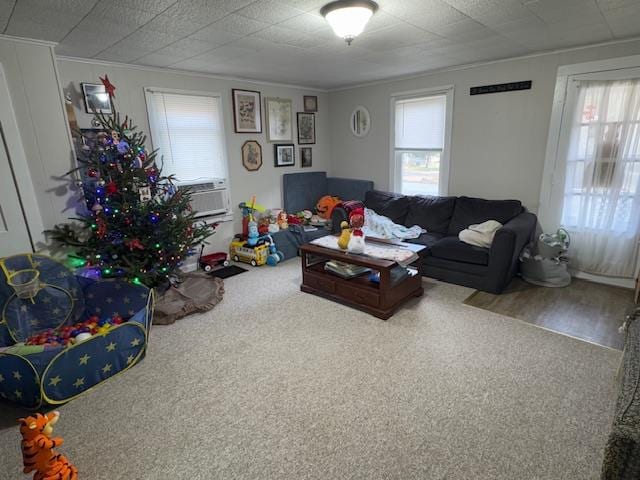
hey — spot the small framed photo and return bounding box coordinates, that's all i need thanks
[297,112,316,145]
[241,140,262,172]
[304,95,318,112]
[300,147,312,168]
[274,144,295,167]
[81,83,112,114]
[232,89,262,133]
[265,97,293,142]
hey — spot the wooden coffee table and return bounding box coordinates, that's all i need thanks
[299,238,426,320]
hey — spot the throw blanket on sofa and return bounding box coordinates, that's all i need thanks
[458,220,503,248]
[363,207,424,240]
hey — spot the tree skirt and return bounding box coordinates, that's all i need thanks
[153,272,224,325]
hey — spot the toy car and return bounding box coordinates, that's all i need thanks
[199,252,230,272]
[229,239,268,267]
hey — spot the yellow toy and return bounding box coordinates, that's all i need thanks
[18,411,78,480]
[337,221,351,250]
[229,239,269,267]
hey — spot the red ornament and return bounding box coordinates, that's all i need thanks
[105,181,118,195]
[87,167,99,178]
[125,238,145,251]
[100,74,116,98]
[95,216,107,239]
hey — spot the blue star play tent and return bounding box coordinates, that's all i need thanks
[0,253,153,408]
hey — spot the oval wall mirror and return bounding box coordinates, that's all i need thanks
[350,105,371,137]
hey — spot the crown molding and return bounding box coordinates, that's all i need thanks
[0,33,57,47]
[56,55,329,93]
[328,35,640,92]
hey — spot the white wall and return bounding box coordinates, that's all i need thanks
[328,39,640,213]
[0,36,75,250]
[57,59,329,253]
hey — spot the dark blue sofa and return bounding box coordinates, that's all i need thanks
[363,190,537,294]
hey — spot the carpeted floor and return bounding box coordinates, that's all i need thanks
[0,260,621,479]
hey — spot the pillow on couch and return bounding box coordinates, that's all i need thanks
[447,196,522,236]
[364,190,410,224]
[404,195,456,234]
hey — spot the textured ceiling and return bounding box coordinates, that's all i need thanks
[1,0,640,89]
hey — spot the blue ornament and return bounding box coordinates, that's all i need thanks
[117,140,130,154]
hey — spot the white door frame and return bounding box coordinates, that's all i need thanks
[538,54,640,231]
[0,62,44,248]
[389,85,454,195]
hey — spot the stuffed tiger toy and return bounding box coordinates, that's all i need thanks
[18,411,78,480]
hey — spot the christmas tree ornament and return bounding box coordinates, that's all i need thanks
[105,181,118,195]
[100,74,116,98]
[87,167,99,178]
[91,202,103,213]
[138,186,152,202]
[97,179,106,187]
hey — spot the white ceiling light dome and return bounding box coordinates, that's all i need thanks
[320,0,379,45]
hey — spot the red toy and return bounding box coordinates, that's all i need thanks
[199,251,230,272]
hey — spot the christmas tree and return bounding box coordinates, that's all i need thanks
[48,76,213,287]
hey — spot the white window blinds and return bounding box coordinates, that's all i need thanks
[145,90,227,184]
[394,95,446,149]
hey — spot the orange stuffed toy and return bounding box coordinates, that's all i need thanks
[19,411,78,480]
[316,196,341,220]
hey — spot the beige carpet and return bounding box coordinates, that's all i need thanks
[0,260,620,479]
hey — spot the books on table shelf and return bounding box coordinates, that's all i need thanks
[368,265,413,285]
[324,260,371,279]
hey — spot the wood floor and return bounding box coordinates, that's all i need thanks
[464,277,636,350]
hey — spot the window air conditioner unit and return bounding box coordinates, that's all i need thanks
[179,179,230,218]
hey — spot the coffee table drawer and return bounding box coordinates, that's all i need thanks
[340,285,380,308]
[304,271,336,294]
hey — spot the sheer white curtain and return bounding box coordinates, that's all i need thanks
[561,78,640,277]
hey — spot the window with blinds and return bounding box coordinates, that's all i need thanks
[145,89,227,185]
[393,94,447,196]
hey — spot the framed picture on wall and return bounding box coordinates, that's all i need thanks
[81,83,113,114]
[297,112,315,144]
[232,89,262,133]
[304,95,318,112]
[300,147,312,168]
[265,97,293,142]
[274,144,295,167]
[241,140,263,171]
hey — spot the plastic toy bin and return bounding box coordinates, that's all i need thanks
[0,254,153,408]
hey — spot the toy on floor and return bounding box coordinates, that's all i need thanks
[338,221,351,250]
[230,237,269,267]
[347,210,365,254]
[316,195,341,220]
[264,235,284,266]
[18,411,78,480]
[198,246,230,273]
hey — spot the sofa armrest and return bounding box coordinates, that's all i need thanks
[488,211,537,289]
[330,207,348,234]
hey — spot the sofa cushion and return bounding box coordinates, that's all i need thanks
[447,196,522,236]
[404,195,456,234]
[430,236,490,265]
[364,190,410,224]
[405,232,445,250]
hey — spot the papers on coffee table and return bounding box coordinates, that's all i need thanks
[310,235,419,266]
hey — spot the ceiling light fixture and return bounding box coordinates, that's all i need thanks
[320,0,379,46]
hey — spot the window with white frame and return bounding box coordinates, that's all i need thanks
[392,92,450,196]
[145,88,228,185]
